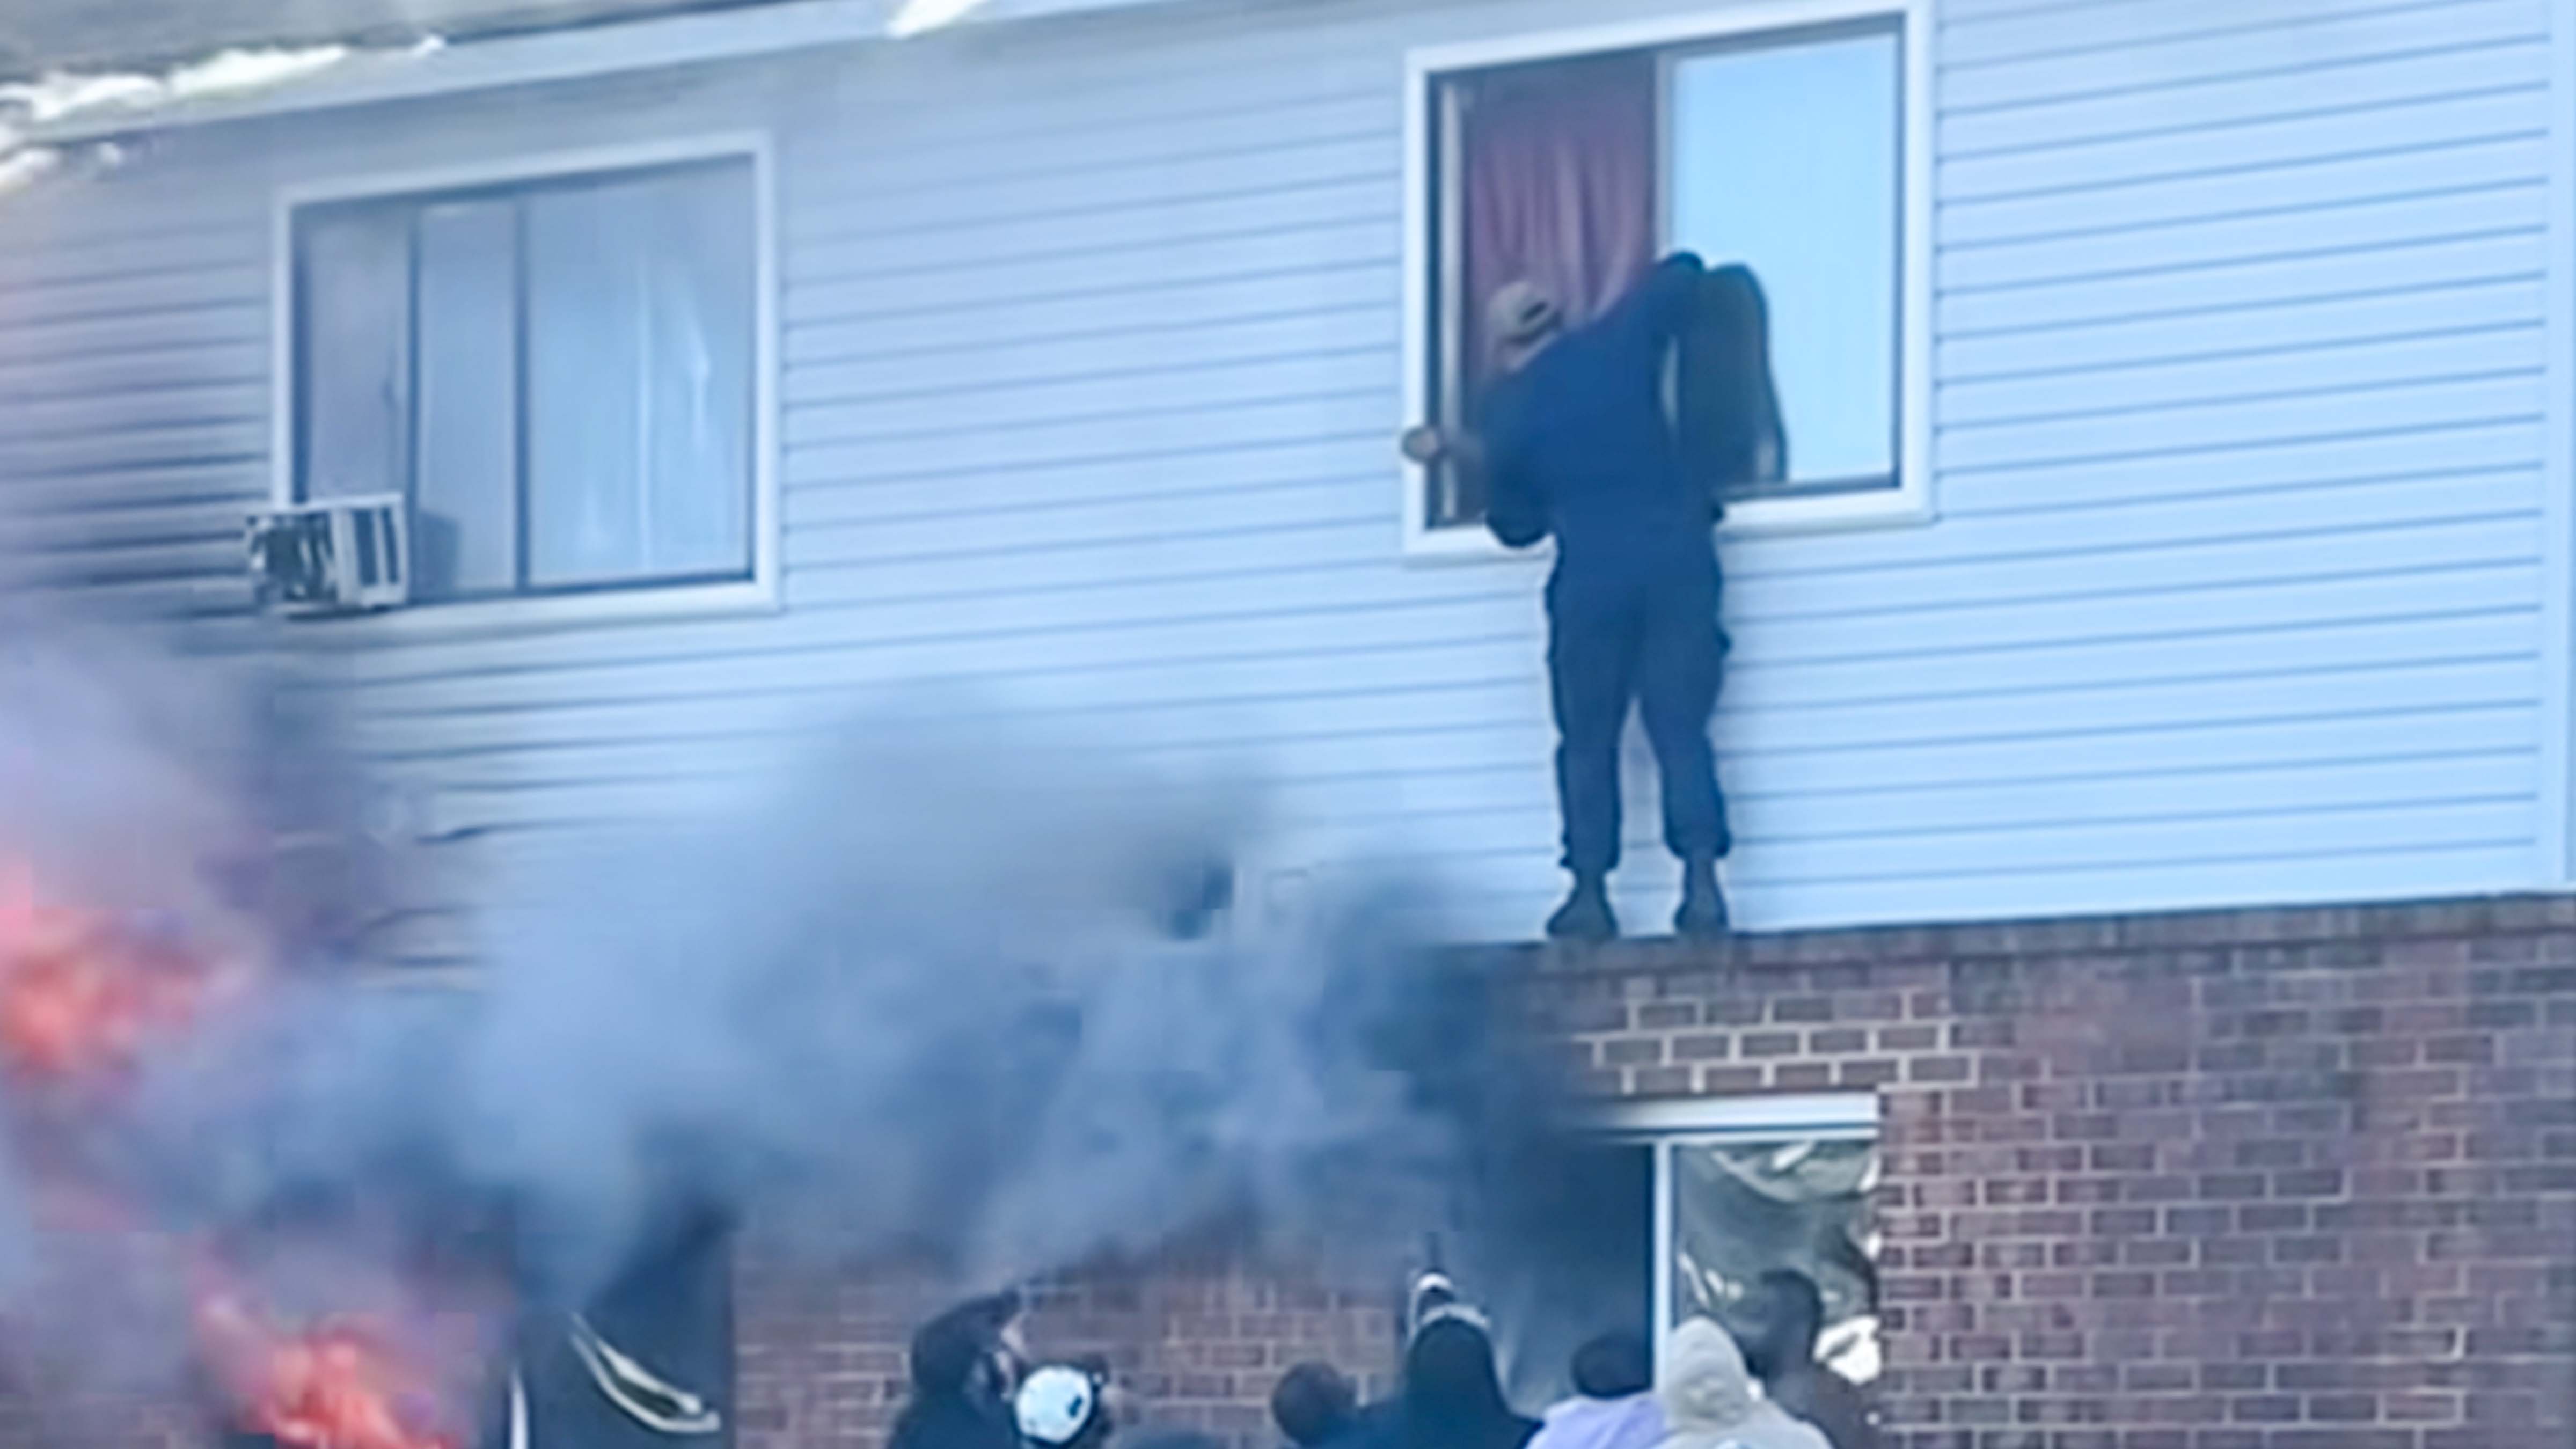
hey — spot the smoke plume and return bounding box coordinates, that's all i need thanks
[0,612,1558,1421]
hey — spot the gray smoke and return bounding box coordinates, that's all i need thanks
[0,614,1556,1400]
[455,709,1501,1299]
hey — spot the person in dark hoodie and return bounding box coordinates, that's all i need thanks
[1273,1362,1362,1449]
[1404,254,1732,942]
[1732,1271,1879,1449]
[890,1291,1030,1449]
[1400,1314,1540,1449]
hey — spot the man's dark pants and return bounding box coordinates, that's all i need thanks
[1546,559,1731,878]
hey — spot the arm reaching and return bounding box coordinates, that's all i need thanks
[1402,425,1545,547]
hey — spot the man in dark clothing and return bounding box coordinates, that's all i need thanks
[888,1291,1030,1449]
[1399,1315,1539,1449]
[1407,254,1731,942]
[1275,1362,1399,1449]
[1733,1271,1879,1449]
[1272,1362,1360,1449]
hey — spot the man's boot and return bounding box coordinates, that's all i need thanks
[1546,873,1617,943]
[1675,853,1729,939]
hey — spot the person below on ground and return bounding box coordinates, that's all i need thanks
[1654,1318,1826,1449]
[890,1291,1030,1449]
[1274,1362,1363,1449]
[1400,1314,1540,1449]
[1403,254,1733,943]
[1730,1271,1879,1449]
[1527,1331,1663,1449]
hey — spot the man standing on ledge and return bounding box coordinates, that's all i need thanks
[1407,253,1730,942]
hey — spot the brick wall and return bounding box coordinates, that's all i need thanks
[740,896,2576,1449]
[1531,896,2576,1449]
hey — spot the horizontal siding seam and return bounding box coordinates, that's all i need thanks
[1941,119,2547,207]
[1938,272,2548,342]
[1937,53,2549,161]
[787,167,1402,251]
[1938,176,2542,255]
[1939,413,2540,476]
[1941,314,2537,386]
[785,341,1394,414]
[1940,0,2522,74]
[1940,30,2548,121]
[1737,501,2541,583]
[1721,836,2533,890]
[1730,553,2538,628]
[1936,223,2544,300]
[785,256,1389,330]
[1938,362,2543,433]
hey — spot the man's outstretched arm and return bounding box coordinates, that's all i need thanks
[1403,426,1547,548]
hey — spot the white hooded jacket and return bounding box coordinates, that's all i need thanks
[1530,1391,1664,1449]
[1652,1321,1830,1449]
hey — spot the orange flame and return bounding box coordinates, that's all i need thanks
[0,859,214,1084]
[2,861,484,1447]
[192,1273,463,1449]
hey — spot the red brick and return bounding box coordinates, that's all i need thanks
[1700,1065,1766,1093]
[1600,1037,1663,1066]
[1841,1058,1902,1087]
[1631,1066,1693,1095]
[2228,1396,2300,1424]
[1774,1063,1834,1090]
[1773,995,1835,1023]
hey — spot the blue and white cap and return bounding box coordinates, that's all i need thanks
[1014,1365,1100,1447]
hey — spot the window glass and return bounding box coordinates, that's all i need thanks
[525,166,753,589]
[296,206,411,503]
[1670,1136,1883,1385]
[1668,30,1900,490]
[413,199,520,599]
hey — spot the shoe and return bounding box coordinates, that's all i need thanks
[1546,875,1618,943]
[1674,854,1729,939]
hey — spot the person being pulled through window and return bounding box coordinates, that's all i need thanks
[1405,253,1734,942]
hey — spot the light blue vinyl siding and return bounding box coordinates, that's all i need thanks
[0,0,2566,954]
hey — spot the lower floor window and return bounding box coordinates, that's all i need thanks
[1477,1104,1882,1409]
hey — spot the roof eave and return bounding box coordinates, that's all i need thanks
[22,0,1181,144]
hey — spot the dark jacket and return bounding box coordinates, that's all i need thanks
[1401,1319,1540,1449]
[889,1297,1024,1449]
[1481,254,1712,581]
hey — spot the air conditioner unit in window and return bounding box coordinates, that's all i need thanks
[246,495,409,616]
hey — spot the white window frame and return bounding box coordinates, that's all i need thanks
[269,132,780,636]
[1398,0,1935,562]
[1583,1091,1880,1368]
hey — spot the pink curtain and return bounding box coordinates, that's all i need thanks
[1458,52,1658,400]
